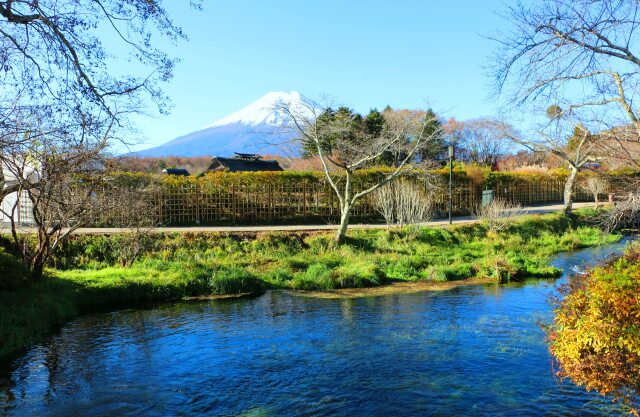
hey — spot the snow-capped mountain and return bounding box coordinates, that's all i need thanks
[129,91,315,158]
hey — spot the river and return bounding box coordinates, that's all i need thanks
[0,241,631,416]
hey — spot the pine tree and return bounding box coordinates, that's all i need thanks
[418,109,446,161]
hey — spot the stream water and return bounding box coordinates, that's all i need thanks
[0,241,632,416]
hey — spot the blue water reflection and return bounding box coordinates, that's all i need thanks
[0,241,631,416]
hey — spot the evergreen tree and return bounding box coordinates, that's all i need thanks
[301,106,440,167]
[418,109,447,161]
[365,109,400,166]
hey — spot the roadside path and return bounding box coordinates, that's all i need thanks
[6,202,592,235]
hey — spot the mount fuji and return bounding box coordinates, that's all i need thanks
[129,91,315,158]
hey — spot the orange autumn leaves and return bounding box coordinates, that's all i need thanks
[549,245,640,414]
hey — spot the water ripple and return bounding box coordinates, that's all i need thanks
[0,241,632,416]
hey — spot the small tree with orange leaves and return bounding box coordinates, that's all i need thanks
[548,245,640,414]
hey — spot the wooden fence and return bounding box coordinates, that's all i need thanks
[5,171,634,228]
[87,171,634,227]
[152,179,482,226]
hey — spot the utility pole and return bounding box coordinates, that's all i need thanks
[448,144,454,225]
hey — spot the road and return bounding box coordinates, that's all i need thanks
[0,202,595,235]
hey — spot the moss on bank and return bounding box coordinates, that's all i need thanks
[0,211,621,358]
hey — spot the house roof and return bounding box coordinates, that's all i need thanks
[234,152,262,160]
[162,168,191,176]
[208,156,283,172]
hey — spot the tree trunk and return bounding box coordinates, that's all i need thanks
[563,166,579,215]
[30,262,44,281]
[336,203,351,243]
[335,171,354,243]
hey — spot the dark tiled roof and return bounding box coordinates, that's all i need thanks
[234,152,261,160]
[208,157,283,172]
[162,168,191,176]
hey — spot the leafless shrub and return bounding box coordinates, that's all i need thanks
[373,182,396,227]
[372,178,434,227]
[600,192,640,232]
[475,198,527,233]
[579,176,609,208]
[102,183,161,267]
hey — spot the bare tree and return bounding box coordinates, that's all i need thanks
[497,111,599,214]
[1,139,107,279]
[493,0,640,213]
[1,0,199,213]
[452,118,511,167]
[494,0,640,128]
[0,1,197,116]
[281,99,440,242]
[579,176,609,208]
[0,100,49,204]
[494,4,640,405]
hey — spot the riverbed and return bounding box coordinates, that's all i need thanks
[0,241,631,416]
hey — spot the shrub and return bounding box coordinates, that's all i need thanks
[305,234,338,254]
[415,227,457,245]
[440,262,475,281]
[250,232,306,254]
[548,245,640,414]
[578,176,609,207]
[208,267,263,294]
[381,256,424,281]
[0,247,29,289]
[372,178,435,227]
[332,260,383,288]
[421,265,448,282]
[260,268,294,287]
[292,263,334,291]
[476,254,518,283]
[475,198,526,234]
[291,261,383,291]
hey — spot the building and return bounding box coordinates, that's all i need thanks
[162,168,190,176]
[206,153,283,172]
[0,161,39,224]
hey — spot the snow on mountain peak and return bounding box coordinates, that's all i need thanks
[205,91,315,128]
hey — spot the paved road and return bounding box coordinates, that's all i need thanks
[0,202,595,235]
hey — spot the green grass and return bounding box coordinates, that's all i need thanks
[0,210,622,358]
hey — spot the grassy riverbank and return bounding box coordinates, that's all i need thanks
[0,211,621,358]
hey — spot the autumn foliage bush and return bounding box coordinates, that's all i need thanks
[105,166,640,195]
[549,244,640,413]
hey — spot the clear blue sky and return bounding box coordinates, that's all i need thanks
[127,0,511,151]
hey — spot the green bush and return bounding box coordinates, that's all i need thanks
[260,268,294,287]
[292,263,334,291]
[0,247,29,289]
[292,261,383,291]
[476,254,518,283]
[208,266,263,294]
[382,256,423,281]
[440,262,475,281]
[305,234,338,254]
[332,260,383,288]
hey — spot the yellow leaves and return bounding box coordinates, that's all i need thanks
[549,245,640,411]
